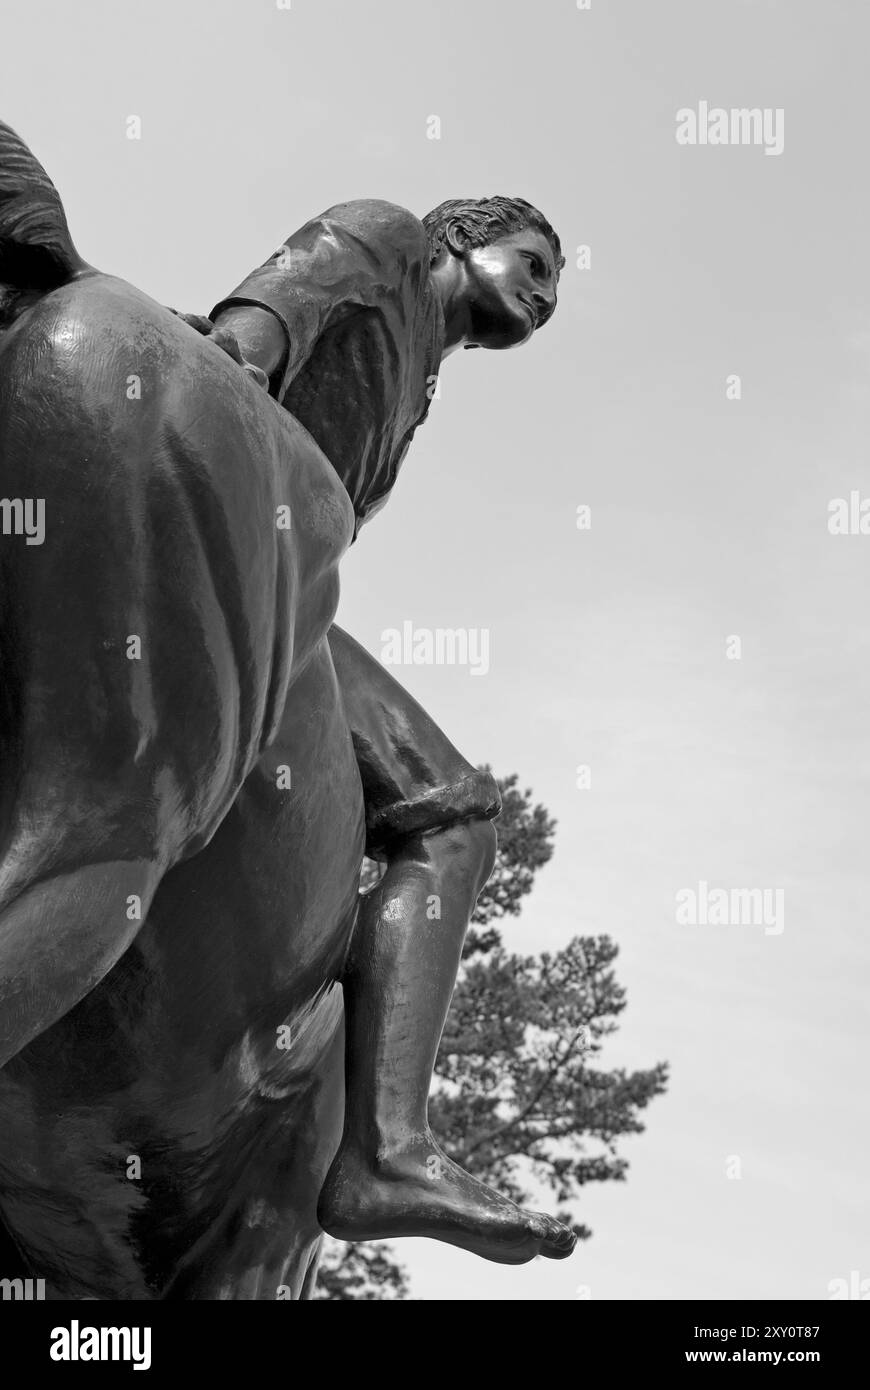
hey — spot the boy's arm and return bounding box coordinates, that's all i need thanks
[209,200,430,401]
[171,200,428,401]
[166,307,275,389]
[207,304,286,383]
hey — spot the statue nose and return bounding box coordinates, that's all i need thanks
[532,288,555,323]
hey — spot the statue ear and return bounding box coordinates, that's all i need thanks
[444,219,471,257]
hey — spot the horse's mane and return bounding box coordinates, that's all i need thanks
[0,120,81,326]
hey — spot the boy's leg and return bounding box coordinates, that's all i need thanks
[339,818,494,1157]
[318,627,576,1263]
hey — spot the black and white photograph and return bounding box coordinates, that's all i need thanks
[0,0,866,1364]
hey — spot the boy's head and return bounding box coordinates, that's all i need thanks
[423,196,564,350]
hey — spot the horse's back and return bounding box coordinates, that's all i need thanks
[0,271,354,874]
[0,273,363,1297]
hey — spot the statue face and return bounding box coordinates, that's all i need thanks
[463,229,558,350]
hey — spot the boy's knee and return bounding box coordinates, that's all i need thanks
[457,815,498,889]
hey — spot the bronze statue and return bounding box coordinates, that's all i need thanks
[0,120,574,1298]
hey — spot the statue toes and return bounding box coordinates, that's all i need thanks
[538,1214,578,1258]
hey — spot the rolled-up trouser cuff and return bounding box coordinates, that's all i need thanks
[365,771,502,859]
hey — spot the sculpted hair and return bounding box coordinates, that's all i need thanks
[422,196,565,278]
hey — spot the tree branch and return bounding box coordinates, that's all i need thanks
[454,1023,589,1165]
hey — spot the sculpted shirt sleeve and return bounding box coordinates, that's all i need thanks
[327,626,502,860]
[210,201,431,400]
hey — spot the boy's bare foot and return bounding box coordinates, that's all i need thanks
[317,1134,577,1265]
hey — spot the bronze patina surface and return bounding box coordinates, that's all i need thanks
[0,121,573,1298]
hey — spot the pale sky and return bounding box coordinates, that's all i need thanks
[3,0,868,1300]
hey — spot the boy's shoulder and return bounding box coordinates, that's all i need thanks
[313,199,429,266]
